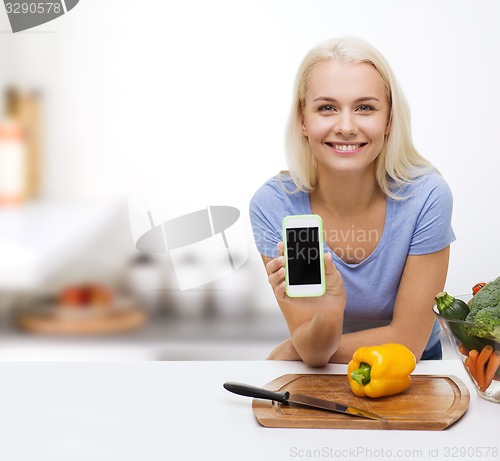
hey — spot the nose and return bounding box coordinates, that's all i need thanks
[334,111,357,136]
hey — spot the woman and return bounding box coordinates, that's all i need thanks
[249,37,455,366]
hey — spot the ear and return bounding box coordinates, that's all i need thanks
[301,115,308,137]
[385,112,392,135]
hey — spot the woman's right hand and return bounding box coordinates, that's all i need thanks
[265,242,346,310]
[264,241,346,366]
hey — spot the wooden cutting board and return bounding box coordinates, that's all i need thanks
[17,305,147,335]
[252,374,469,430]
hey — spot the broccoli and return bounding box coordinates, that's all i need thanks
[466,276,500,340]
[466,306,500,339]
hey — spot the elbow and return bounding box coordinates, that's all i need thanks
[404,343,425,363]
[295,339,341,368]
[405,338,427,363]
[301,353,331,368]
[291,321,343,367]
[303,358,329,368]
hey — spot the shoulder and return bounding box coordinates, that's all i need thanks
[249,173,305,215]
[392,170,456,254]
[413,169,452,195]
[393,169,453,208]
[249,173,307,257]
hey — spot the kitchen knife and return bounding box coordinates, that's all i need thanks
[223,381,386,422]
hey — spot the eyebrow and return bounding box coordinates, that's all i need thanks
[313,97,381,103]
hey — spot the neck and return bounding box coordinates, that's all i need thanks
[312,168,383,217]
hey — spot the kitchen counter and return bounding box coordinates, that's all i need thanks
[0,311,290,360]
[0,360,497,461]
[0,311,455,361]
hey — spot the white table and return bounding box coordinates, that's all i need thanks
[0,359,498,461]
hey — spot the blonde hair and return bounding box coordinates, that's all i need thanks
[285,36,434,199]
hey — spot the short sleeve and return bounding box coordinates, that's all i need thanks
[249,181,283,258]
[408,175,456,255]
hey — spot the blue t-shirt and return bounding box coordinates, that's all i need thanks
[249,170,456,354]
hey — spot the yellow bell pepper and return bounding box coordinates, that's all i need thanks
[347,343,416,398]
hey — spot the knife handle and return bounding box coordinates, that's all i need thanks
[223,382,289,404]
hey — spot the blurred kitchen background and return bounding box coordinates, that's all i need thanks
[2,0,499,361]
[0,84,289,360]
[0,82,292,361]
[0,1,296,361]
[0,86,289,361]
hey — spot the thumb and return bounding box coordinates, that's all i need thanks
[324,252,345,297]
[324,252,337,275]
[277,241,284,257]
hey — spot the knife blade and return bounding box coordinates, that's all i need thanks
[223,381,386,422]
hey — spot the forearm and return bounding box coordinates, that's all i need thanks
[269,320,429,364]
[330,249,450,364]
[261,249,347,366]
[290,306,345,367]
[329,323,430,363]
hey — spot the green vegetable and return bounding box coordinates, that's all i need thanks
[435,292,469,320]
[467,307,500,339]
[466,276,500,340]
[435,291,488,351]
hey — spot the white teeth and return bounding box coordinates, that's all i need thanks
[333,144,361,151]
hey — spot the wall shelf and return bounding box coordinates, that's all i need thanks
[0,200,122,290]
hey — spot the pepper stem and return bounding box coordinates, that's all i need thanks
[351,362,371,386]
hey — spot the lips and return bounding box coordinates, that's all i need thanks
[325,142,367,154]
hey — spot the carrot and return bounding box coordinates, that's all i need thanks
[477,345,493,365]
[458,344,469,356]
[466,349,479,384]
[468,346,493,392]
[482,351,500,392]
[476,346,493,391]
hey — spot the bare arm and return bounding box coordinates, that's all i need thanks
[264,245,450,365]
[330,246,450,362]
[262,242,346,367]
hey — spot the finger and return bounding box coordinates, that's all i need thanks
[324,252,345,296]
[277,241,284,257]
[265,255,285,276]
[275,280,287,300]
[323,252,337,274]
[268,265,286,288]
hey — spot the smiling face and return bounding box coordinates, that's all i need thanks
[301,60,391,176]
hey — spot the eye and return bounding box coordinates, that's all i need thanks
[318,104,337,113]
[356,104,375,112]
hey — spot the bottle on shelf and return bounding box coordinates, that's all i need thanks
[19,90,42,200]
[0,87,42,206]
[0,89,26,206]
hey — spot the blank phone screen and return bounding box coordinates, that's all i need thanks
[286,226,321,285]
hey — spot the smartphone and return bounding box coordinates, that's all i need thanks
[282,214,326,297]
